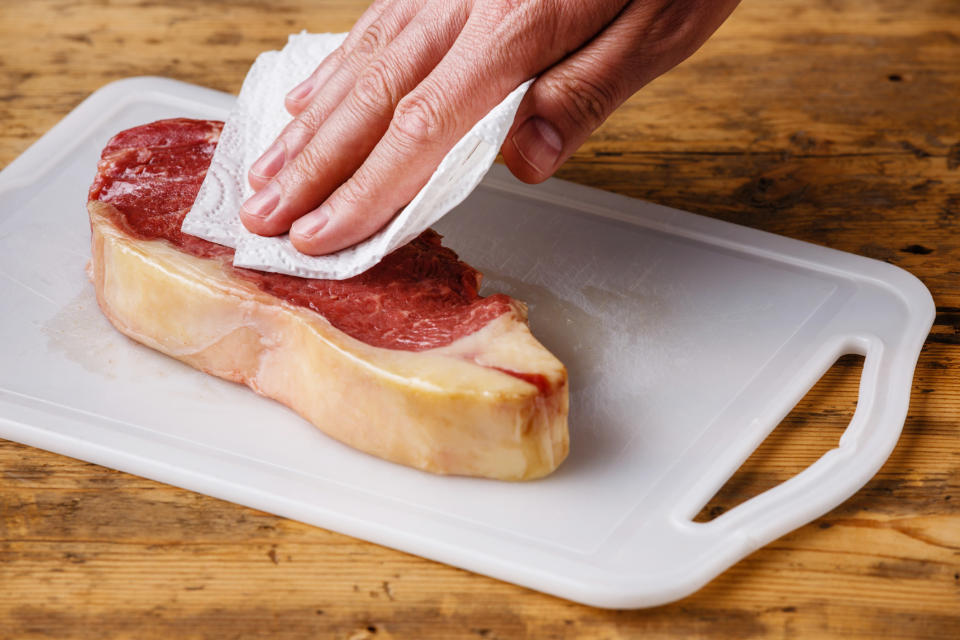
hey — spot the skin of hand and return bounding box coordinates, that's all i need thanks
[240,0,741,256]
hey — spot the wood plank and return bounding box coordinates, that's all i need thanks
[1,0,958,637]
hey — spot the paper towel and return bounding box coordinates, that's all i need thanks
[182,32,531,280]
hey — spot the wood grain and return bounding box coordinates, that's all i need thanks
[1,0,959,637]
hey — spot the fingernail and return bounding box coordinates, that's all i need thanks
[512,117,563,175]
[250,140,285,179]
[292,206,330,238]
[241,183,281,220]
[287,75,315,103]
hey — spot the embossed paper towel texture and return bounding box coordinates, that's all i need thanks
[182,32,531,280]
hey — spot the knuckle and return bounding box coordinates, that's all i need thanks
[390,89,450,148]
[282,144,326,187]
[472,0,559,55]
[354,20,388,58]
[285,107,323,143]
[476,0,525,25]
[334,175,371,212]
[334,175,388,237]
[325,44,346,68]
[351,58,399,115]
[546,71,620,127]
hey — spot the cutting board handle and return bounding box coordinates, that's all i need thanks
[632,326,927,608]
[679,330,911,555]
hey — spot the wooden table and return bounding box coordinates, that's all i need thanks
[1,1,958,637]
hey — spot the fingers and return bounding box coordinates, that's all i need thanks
[501,46,633,184]
[246,0,741,258]
[283,0,393,117]
[248,0,424,192]
[241,2,469,238]
[503,0,741,184]
[288,78,475,255]
[284,8,555,255]
[285,0,633,255]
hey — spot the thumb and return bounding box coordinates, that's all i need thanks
[502,62,631,184]
[502,0,740,184]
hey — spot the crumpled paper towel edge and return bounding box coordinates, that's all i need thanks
[182,33,346,248]
[232,78,532,280]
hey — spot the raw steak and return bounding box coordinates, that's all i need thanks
[87,118,569,480]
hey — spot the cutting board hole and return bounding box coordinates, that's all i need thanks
[693,354,865,523]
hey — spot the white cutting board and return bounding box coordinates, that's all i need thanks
[0,78,934,608]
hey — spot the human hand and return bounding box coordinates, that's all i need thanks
[239,0,740,255]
